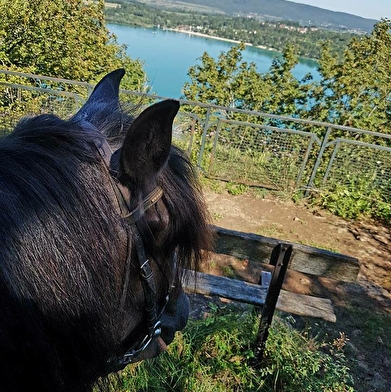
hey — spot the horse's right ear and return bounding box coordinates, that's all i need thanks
[73,69,125,125]
[118,100,180,190]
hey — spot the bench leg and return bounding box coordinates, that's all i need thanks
[252,243,292,366]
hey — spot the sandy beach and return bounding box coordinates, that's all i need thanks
[169,28,277,52]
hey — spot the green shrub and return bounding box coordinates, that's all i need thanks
[312,174,391,220]
[261,320,354,392]
[226,182,248,195]
[111,309,355,392]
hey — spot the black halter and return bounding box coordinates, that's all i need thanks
[93,134,171,371]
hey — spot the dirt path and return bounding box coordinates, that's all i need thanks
[196,189,391,392]
[204,190,391,306]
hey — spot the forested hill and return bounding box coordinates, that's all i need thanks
[139,0,379,32]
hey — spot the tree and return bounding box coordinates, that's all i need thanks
[183,43,310,119]
[0,0,146,90]
[184,43,243,109]
[184,20,391,136]
[183,43,270,115]
[305,19,391,134]
[260,44,312,117]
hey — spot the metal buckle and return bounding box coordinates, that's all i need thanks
[120,320,162,365]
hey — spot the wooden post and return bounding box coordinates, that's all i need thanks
[252,243,293,366]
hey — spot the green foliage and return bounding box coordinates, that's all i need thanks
[226,182,248,195]
[305,19,391,135]
[109,310,354,391]
[0,0,148,133]
[183,19,391,137]
[184,43,263,111]
[183,43,311,119]
[0,0,146,90]
[312,174,391,220]
[261,44,311,116]
[262,320,354,392]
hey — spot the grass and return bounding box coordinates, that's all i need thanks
[107,308,355,392]
[287,297,391,392]
[220,264,236,278]
[335,303,391,360]
[256,223,284,238]
[208,145,300,194]
[211,212,223,221]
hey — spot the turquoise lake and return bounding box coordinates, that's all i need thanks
[109,24,320,98]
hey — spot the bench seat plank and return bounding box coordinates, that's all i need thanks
[212,225,360,283]
[183,270,336,323]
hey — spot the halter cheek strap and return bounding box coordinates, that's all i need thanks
[106,177,166,369]
[93,134,170,371]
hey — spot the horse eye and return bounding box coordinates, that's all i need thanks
[146,205,167,240]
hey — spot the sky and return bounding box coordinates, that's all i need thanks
[291,0,390,20]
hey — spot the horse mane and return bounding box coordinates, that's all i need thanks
[159,145,212,271]
[0,114,126,390]
[0,102,212,391]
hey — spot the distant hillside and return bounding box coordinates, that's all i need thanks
[138,0,378,32]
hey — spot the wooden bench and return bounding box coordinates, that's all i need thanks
[182,225,360,361]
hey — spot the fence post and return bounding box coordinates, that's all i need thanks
[322,140,341,185]
[187,116,197,155]
[207,119,223,176]
[305,126,332,196]
[197,106,213,169]
[296,134,319,188]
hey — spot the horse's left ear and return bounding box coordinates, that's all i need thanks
[73,69,125,125]
[119,100,180,188]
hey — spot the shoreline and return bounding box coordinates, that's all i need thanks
[107,21,318,63]
[169,28,279,53]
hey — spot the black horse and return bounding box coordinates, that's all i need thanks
[0,69,212,392]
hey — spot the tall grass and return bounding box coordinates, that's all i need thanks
[108,308,354,391]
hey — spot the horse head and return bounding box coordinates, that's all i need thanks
[0,69,212,391]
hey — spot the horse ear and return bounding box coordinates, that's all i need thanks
[73,68,125,124]
[119,100,180,188]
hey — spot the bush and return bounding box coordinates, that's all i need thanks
[312,174,391,220]
[110,309,355,391]
[262,319,354,392]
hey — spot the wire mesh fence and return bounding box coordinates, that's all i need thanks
[323,141,391,191]
[1,69,391,216]
[200,119,317,192]
[0,70,89,134]
[310,137,391,216]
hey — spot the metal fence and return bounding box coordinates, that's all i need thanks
[1,69,391,211]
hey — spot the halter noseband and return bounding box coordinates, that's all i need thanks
[93,135,170,371]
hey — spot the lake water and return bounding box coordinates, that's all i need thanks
[109,24,320,98]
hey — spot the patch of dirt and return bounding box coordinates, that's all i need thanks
[189,189,391,392]
[204,190,391,306]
